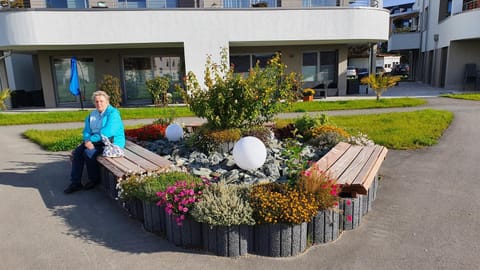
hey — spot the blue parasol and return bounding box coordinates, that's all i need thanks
[69,57,84,109]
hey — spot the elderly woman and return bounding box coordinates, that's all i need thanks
[64,91,125,194]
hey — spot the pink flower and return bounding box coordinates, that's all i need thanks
[346,199,351,206]
[346,215,353,222]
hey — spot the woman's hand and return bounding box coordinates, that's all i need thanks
[84,140,95,150]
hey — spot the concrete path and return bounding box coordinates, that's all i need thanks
[1,93,480,269]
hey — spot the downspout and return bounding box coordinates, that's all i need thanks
[0,50,12,90]
[0,50,12,60]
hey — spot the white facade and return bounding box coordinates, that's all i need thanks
[0,4,390,107]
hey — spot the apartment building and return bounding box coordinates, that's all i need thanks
[388,0,480,90]
[0,0,389,108]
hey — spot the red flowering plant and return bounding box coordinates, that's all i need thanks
[125,124,167,142]
[297,162,341,211]
[156,178,209,226]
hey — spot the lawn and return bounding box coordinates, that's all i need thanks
[1,98,425,126]
[441,93,480,101]
[24,109,453,151]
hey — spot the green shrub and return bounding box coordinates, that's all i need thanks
[0,88,11,111]
[241,125,273,145]
[118,171,201,202]
[181,48,301,130]
[146,76,171,106]
[294,114,329,139]
[191,181,255,226]
[307,125,350,150]
[98,74,122,107]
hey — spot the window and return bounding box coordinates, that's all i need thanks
[117,0,146,8]
[52,57,95,104]
[303,0,336,7]
[302,51,338,88]
[47,0,88,8]
[230,53,276,75]
[123,56,182,102]
[223,0,277,8]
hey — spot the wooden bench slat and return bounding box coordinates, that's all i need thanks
[314,142,351,172]
[100,155,144,175]
[327,145,363,183]
[123,148,160,172]
[97,156,129,179]
[125,141,172,168]
[352,146,388,192]
[336,146,377,186]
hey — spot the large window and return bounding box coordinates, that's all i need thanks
[123,56,182,102]
[117,0,177,8]
[52,57,95,105]
[46,0,88,8]
[303,0,336,7]
[230,53,276,75]
[302,51,338,88]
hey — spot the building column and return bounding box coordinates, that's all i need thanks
[183,39,229,89]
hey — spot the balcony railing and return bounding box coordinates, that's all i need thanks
[463,0,480,11]
[0,0,380,9]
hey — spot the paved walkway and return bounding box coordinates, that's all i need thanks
[1,83,480,269]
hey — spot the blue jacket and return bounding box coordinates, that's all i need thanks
[83,105,125,148]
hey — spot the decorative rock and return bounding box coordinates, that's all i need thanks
[253,222,308,257]
[192,167,213,178]
[202,224,253,257]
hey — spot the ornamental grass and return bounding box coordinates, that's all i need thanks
[250,183,318,225]
[298,163,340,211]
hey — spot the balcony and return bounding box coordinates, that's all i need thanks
[0,0,381,9]
[463,0,480,11]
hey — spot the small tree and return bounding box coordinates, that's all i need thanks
[146,76,171,106]
[98,74,122,107]
[0,88,11,111]
[181,48,301,130]
[361,73,401,101]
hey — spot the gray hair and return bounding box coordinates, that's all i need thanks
[91,91,110,103]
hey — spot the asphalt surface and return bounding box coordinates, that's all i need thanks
[1,84,479,270]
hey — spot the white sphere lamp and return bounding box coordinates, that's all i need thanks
[165,123,184,142]
[233,136,267,170]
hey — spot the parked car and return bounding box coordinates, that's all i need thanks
[357,68,369,82]
[392,64,409,77]
[347,66,357,78]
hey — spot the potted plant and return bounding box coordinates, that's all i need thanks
[156,178,208,248]
[302,88,315,102]
[249,182,318,257]
[298,163,342,244]
[191,181,255,257]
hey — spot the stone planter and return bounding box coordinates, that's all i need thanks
[165,214,202,248]
[339,197,363,231]
[361,176,379,216]
[202,224,253,257]
[308,207,341,244]
[142,201,166,236]
[253,222,307,257]
[124,198,144,222]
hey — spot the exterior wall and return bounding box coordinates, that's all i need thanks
[38,54,56,108]
[445,40,480,90]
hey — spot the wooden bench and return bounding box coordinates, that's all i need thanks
[97,140,172,199]
[315,142,388,197]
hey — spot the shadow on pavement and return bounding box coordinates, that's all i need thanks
[0,154,203,255]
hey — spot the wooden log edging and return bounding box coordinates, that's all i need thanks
[308,207,341,244]
[339,196,363,230]
[202,224,253,257]
[253,222,308,257]
[165,214,203,248]
[142,202,166,235]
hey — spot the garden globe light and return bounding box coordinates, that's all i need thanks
[165,123,184,142]
[232,136,267,170]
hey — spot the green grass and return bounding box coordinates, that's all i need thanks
[278,109,453,150]
[23,128,83,151]
[441,93,480,101]
[1,98,425,126]
[0,106,193,126]
[287,98,426,112]
[25,109,453,151]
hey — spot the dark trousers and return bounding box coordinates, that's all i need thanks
[70,143,104,184]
